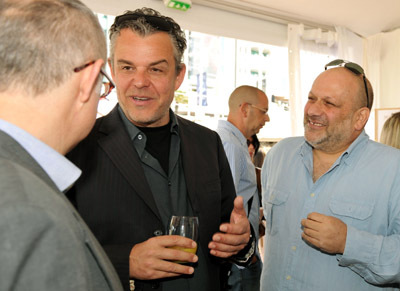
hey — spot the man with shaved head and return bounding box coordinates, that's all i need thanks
[261,60,400,290]
[216,85,270,291]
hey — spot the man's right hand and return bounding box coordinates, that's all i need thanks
[129,235,198,280]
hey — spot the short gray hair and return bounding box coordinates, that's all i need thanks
[0,0,107,95]
[109,7,187,74]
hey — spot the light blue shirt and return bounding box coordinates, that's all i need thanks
[261,131,400,290]
[216,120,260,243]
[0,119,81,192]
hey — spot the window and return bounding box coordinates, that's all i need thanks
[97,14,290,140]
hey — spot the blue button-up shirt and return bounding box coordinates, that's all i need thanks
[261,131,400,291]
[216,120,260,244]
[0,119,81,192]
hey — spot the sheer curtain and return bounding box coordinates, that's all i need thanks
[365,28,400,140]
[288,24,364,136]
[288,24,338,136]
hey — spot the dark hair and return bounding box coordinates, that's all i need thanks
[247,134,260,156]
[109,7,186,74]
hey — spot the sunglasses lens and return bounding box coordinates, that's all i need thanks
[326,59,344,67]
[345,63,364,75]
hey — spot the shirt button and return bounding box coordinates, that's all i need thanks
[291,246,296,251]
[286,275,291,280]
[138,134,143,140]
[168,181,171,186]
[153,230,163,236]
[151,282,160,289]
[310,193,315,197]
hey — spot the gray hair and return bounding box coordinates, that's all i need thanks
[0,0,107,95]
[109,7,187,74]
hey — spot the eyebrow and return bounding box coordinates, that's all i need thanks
[116,59,169,67]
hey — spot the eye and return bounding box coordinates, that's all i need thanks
[150,67,164,73]
[121,65,133,71]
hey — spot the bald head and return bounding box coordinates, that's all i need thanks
[228,85,266,112]
[316,67,373,110]
[227,85,269,139]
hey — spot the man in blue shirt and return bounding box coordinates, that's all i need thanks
[217,85,270,291]
[261,60,400,290]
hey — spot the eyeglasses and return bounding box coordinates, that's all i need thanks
[114,13,172,32]
[73,61,115,99]
[248,103,269,115]
[324,59,369,109]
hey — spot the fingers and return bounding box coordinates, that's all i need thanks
[231,196,246,223]
[129,236,198,280]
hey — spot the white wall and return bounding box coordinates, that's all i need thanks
[379,29,400,108]
[81,0,287,47]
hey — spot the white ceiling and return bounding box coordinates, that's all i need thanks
[193,0,400,37]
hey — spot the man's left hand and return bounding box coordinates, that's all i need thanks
[301,212,347,254]
[208,196,251,258]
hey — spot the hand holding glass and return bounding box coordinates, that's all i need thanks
[168,216,199,263]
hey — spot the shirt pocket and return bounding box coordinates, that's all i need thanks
[329,198,374,226]
[264,187,290,235]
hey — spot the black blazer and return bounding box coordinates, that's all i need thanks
[67,106,236,291]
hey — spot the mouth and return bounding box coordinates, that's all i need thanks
[129,95,154,106]
[309,120,324,127]
[133,96,150,101]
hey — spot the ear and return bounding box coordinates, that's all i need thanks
[239,102,250,118]
[108,58,115,79]
[174,63,186,91]
[77,59,104,104]
[354,107,370,131]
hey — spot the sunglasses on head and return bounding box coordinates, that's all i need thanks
[114,13,172,32]
[324,59,369,109]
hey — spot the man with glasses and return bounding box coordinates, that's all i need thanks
[216,85,269,291]
[67,7,254,291]
[261,60,400,290]
[0,0,122,290]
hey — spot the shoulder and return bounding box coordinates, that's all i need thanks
[269,136,304,154]
[364,139,400,165]
[177,115,220,140]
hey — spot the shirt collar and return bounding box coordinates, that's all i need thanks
[300,130,369,166]
[217,120,247,147]
[0,119,81,192]
[118,106,179,156]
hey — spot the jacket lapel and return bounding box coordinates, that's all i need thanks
[97,107,162,221]
[177,117,200,214]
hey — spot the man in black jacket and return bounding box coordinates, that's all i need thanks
[67,7,255,291]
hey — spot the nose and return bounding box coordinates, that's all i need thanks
[131,69,150,88]
[305,100,323,117]
[264,114,270,122]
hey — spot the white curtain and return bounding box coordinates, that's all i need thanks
[287,24,338,136]
[288,24,365,137]
[365,28,400,140]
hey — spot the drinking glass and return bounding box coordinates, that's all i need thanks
[168,216,199,262]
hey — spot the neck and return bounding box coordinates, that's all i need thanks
[227,115,250,139]
[0,91,69,155]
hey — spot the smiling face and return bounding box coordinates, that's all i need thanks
[304,68,368,153]
[109,29,185,127]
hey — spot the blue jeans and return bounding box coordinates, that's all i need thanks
[227,257,262,291]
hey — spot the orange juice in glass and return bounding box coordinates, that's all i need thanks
[168,216,199,263]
